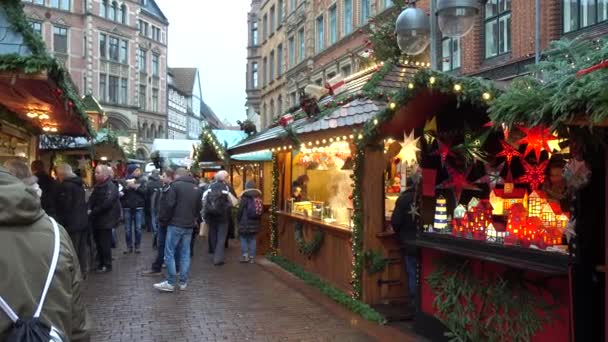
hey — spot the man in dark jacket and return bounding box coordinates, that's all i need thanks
[89,165,121,273]
[120,164,147,254]
[153,168,202,292]
[56,163,89,276]
[31,160,57,218]
[203,170,234,266]
[146,170,163,248]
[390,178,418,308]
[237,180,263,263]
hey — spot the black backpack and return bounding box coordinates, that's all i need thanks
[0,217,67,342]
[204,185,229,218]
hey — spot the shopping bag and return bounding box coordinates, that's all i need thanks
[199,222,209,237]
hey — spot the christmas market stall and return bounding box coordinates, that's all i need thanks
[0,1,95,165]
[354,64,582,340]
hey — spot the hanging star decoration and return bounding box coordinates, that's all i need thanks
[564,158,591,191]
[77,156,89,170]
[424,116,437,144]
[109,160,119,169]
[516,159,549,190]
[453,128,491,164]
[497,140,522,166]
[408,203,421,221]
[475,161,505,189]
[437,166,480,203]
[517,125,558,162]
[433,139,455,167]
[397,130,420,166]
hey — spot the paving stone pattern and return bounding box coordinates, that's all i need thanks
[82,229,373,342]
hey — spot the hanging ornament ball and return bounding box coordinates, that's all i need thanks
[436,0,480,38]
[68,101,74,108]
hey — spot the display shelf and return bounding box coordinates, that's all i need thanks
[410,232,570,275]
[275,211,352,236]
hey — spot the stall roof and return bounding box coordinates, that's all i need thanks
[228,63,416,154]
[39,129,125,159]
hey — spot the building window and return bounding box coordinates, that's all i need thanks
[139,20,149,37]
[120,78,128,104]
[152,26,161,41]
[252,62,259,88]
[139,85,146,110]
[316,15,324,52]
[50,0,70,10]
[360,0,370,24]
[341,64,352,76]
[277,44,283,77]
[288,36,295,67]
[290,92,297,106]
[298,28,305,62]
[269,50,275,80]
[270,6,276,33]
[152,53,159,76]
[277,96,283,116]
[290,0,297,12]
[29,21,42,36]
[252,21,259,45]
[109,36,119,61]
[99,73,107,101]
[137,48,147,72]
[263,57,267,86]
[108,75,119,103]
[120,39,128,63]
[263,14,268,40]
[564,0,608,32]
[109,1,116,20]
[99,33,106,58]
[278,0,284,23]
[101,0,108,17]
[152,89,159,112]
[344,0,353,35]
[329,5,337,44]
[117,3,123,23]
[32,0,45,4]
[485,0,511,58]
[441,37,461,71]
[121,4,127,23]
[53,26,67,53]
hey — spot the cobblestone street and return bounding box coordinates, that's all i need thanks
[82,230,373,342]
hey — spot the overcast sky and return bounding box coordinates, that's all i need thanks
[155,0,250,126]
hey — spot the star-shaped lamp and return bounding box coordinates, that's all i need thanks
[397,130,420,166]
[437,167,480,203]
[517,125,558,162]
[475,161,505,189]
[433,139,455,167]
[516,160,549,190]
[497,140,522,166]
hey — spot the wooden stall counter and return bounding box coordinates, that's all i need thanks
[276,211,353,292]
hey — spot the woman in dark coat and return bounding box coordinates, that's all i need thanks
[237,181,262,263]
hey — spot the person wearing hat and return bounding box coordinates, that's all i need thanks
[237,180,263,263]
[120,164,147,254]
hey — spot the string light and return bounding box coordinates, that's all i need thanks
[329,138,334,142]
[349,134,354,139]
[38,113,50,120]
[342,136,347,140]
[389,102,396,110]
[322,139,327,144]
[315,140,320,145]
[373,119,378,125]
[357,134,363,140]
[454,84,462,92]
[482,92,491,101]
[408,83,414,89]
[429,76,436,85]
[26,112,38,118]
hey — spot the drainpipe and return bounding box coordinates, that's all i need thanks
[535,0,541,64]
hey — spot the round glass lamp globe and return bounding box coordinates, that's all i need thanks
[437,7,477,38]
[397,31,430,56]
[395,7,430,56]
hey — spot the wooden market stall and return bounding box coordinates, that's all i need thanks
[0,1,94,165]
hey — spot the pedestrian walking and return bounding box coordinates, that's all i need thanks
[55,163,90,277]
[237,180,263,264]
[120,164,146,254]
[146,169,163,248]
[203,170,236,266]
[143,168,175,277]
[89,165,121,273]
[110,168,122,249]
[154,168,202,292]
[31,160,58,218]
[0,165,90,341]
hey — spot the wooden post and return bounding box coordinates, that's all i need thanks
[605,150,607,342]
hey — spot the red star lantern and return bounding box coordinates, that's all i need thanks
[497,140,522,166]
[437,167,480,203]
[433,140,455,167]
[516,160,549,190]
[517,125,558,162]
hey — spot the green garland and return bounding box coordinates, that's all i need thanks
[267,254,387,324]
[350,145,366,300]
[294,222,325,257]
[269,153,279,255]
[363,249,389,275]
[279,124,301,149]
[426,258,557,342]
[197,129,228,162]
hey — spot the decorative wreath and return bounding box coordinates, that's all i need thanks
[294,222,325,257]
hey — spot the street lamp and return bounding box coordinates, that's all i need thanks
[395,6,431,56]
[436,0,480,38]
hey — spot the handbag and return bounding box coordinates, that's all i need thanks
[199,222,209,237]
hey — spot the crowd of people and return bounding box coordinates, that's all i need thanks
[0,159,264,340]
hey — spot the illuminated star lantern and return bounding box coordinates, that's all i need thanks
[475,161,505,190]
[517,125,558,162]
[437,167,480,203]
[433,139,455,167]
[516,160,549,190]
[497,140,522,166]
[424,116,437,144]
[77,156,89,170]
[454,128,491,164]
[398,130,420,166]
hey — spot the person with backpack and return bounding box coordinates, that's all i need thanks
[203,170,236,266]
[120,164,147,254]
[237,180,263,263]
[0,165,90,341]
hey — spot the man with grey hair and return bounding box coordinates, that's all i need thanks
[56,163,89,276]
[88,165,121,273]
[203,170,234,265]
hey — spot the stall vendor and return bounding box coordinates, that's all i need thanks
[293,186,304,202]
[292,175,309,199]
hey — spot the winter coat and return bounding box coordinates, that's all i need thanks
[35,171,58,218]
[237,188,263,234]
[390,188,417,256]
[88,178,121,231]
[56,176,89,233]
[120,176,146,209]
[0,167,90,341]
[159,176,203,229]
[202,181,233,224]
[146,174,163,211]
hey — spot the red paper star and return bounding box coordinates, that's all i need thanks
[433,140,455,167]
[437,167,480,203]
[517,125,557,162]
[497,140,522,166]
[516,160,549,190]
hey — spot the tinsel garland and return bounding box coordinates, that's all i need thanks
[269,153,279,255]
